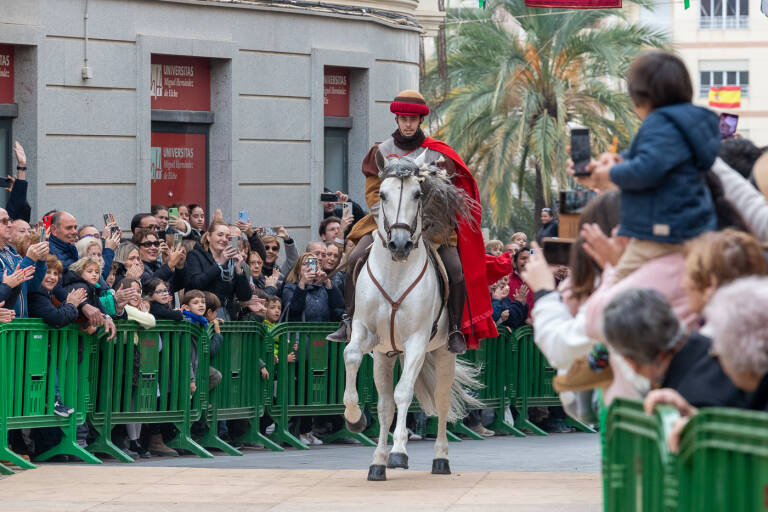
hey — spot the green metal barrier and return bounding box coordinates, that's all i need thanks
[512,325,594,435]
[603,398,680,512]
[266,322,376,450]
[677,407,768,512]
[453,331,526,439]
[86,320,212,462]
[197,321,282,454]
[0,320,101,474]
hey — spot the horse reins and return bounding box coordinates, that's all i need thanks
[366,256,429,357]
[379,176,422,250]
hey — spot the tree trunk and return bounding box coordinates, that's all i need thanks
[534,161,544,230]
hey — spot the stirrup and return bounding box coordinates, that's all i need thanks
[446,329,466,355]
[326,315,351,343]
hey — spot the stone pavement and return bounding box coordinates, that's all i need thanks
[0,433,602,511]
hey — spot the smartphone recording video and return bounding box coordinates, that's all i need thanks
[238,210,249,223]
[719,113,738,139]
[570,128,591,177]
[320,192,338,202]
[542,237,573,266]
[307,257,318,273]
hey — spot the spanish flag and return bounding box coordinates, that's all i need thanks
[709,86,741,109]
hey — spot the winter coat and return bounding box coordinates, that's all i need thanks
[0,245,46,318]
[48,234,79,271]
[610,103,719,243]
[281,282,343,322]
[535,221,558,245]
[661,331,750,409]
[7,178,30,222]
[28,289,79,328]
[491,297,528,330]
[148,301,184,322]
[141,259,186,293]
[60,270,105,314]
[507,272,534,319]
[184,247,252,314]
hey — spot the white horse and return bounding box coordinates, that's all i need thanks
[342,151,481,481]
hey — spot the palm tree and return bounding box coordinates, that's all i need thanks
[422,0,668,234]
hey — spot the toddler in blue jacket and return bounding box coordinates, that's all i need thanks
[586,51,720,279]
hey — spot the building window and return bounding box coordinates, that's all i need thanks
[700,0,749,29]
[699,69,749,98]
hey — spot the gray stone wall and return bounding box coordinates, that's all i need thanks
[0,0,420,254]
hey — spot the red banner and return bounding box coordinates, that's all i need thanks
[324,67,350,117]
[525,0,621,7]
[150,132,207,209]
[0,45,14,104]
[150,55,210,111]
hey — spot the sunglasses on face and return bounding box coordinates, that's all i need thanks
[265,245,280,251]
[139,241,161,248]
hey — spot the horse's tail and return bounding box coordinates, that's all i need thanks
[412,352,483,423]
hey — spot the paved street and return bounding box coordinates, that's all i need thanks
[0,432,601,511]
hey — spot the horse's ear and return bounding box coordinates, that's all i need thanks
[375,150,386,174]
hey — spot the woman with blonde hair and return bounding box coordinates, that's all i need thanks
[185,220,251,319]
[281,252,343,322]
[260,227,298,278]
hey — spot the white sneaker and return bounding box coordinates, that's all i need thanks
[307,432,324,445]
[469,424,495,437]
[406,428,422,441]
[265,423,275,435]
[505,407,515,424]
[299,434,312,446]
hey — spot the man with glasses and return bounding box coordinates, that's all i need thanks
[0,208,48,318]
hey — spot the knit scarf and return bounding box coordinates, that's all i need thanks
[183,309,209,328]
[391,127,426,151]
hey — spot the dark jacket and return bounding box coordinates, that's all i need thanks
[748,373,768,412]
[28,288,79,328]
[61,270,105,314]
[281,282,343,322]
[661,332,749,409]
[491,297,528,330]
[49,234,80,271]
[0,245,46,318]
[141,259,186,293]
[535,221,558,245]
[7,178,30,222]
[101,246,115,280]
[610,103,719,243]
[185,247,251,314]
[148,301,184,322]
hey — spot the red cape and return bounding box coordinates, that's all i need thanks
[422,137,499,349]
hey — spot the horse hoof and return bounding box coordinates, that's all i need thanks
[431,458,451,475]
[367,464,387,481]
[387,452,409,469]
[345,413,367,434]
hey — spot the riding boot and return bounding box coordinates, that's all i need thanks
[446,278,467,355]
[327,275,355,343]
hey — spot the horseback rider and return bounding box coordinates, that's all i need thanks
[326,90,499,354]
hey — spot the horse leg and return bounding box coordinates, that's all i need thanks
[431,347,456,475]
[343,320,373,432]
[368,351,396,481]
[389,338,427,470]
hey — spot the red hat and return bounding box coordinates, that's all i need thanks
[390,90,430,116]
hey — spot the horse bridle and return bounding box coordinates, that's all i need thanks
[378,176,422,250]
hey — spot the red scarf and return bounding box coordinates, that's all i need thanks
[422,137,499,348]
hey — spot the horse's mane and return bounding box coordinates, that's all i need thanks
[379,157,480,243]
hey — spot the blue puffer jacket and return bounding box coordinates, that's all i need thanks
[610,103,720,244]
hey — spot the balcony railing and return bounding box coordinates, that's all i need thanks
[699,15,749,29]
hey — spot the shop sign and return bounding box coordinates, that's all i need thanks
[0,45,14,104]
[324,67,350,117]
[150,55,210,111]
[150,132,207,208]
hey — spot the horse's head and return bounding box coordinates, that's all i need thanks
[375,151,424,262]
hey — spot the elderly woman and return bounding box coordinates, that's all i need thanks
[603,288,748,409]
[645,277,768,452]
[260,229,298,278]
[112,242,144,288]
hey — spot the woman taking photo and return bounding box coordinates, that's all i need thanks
[260,228,298,278]
[185,220,251,319]
[281,252,343,322]
[133,230,187,293]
